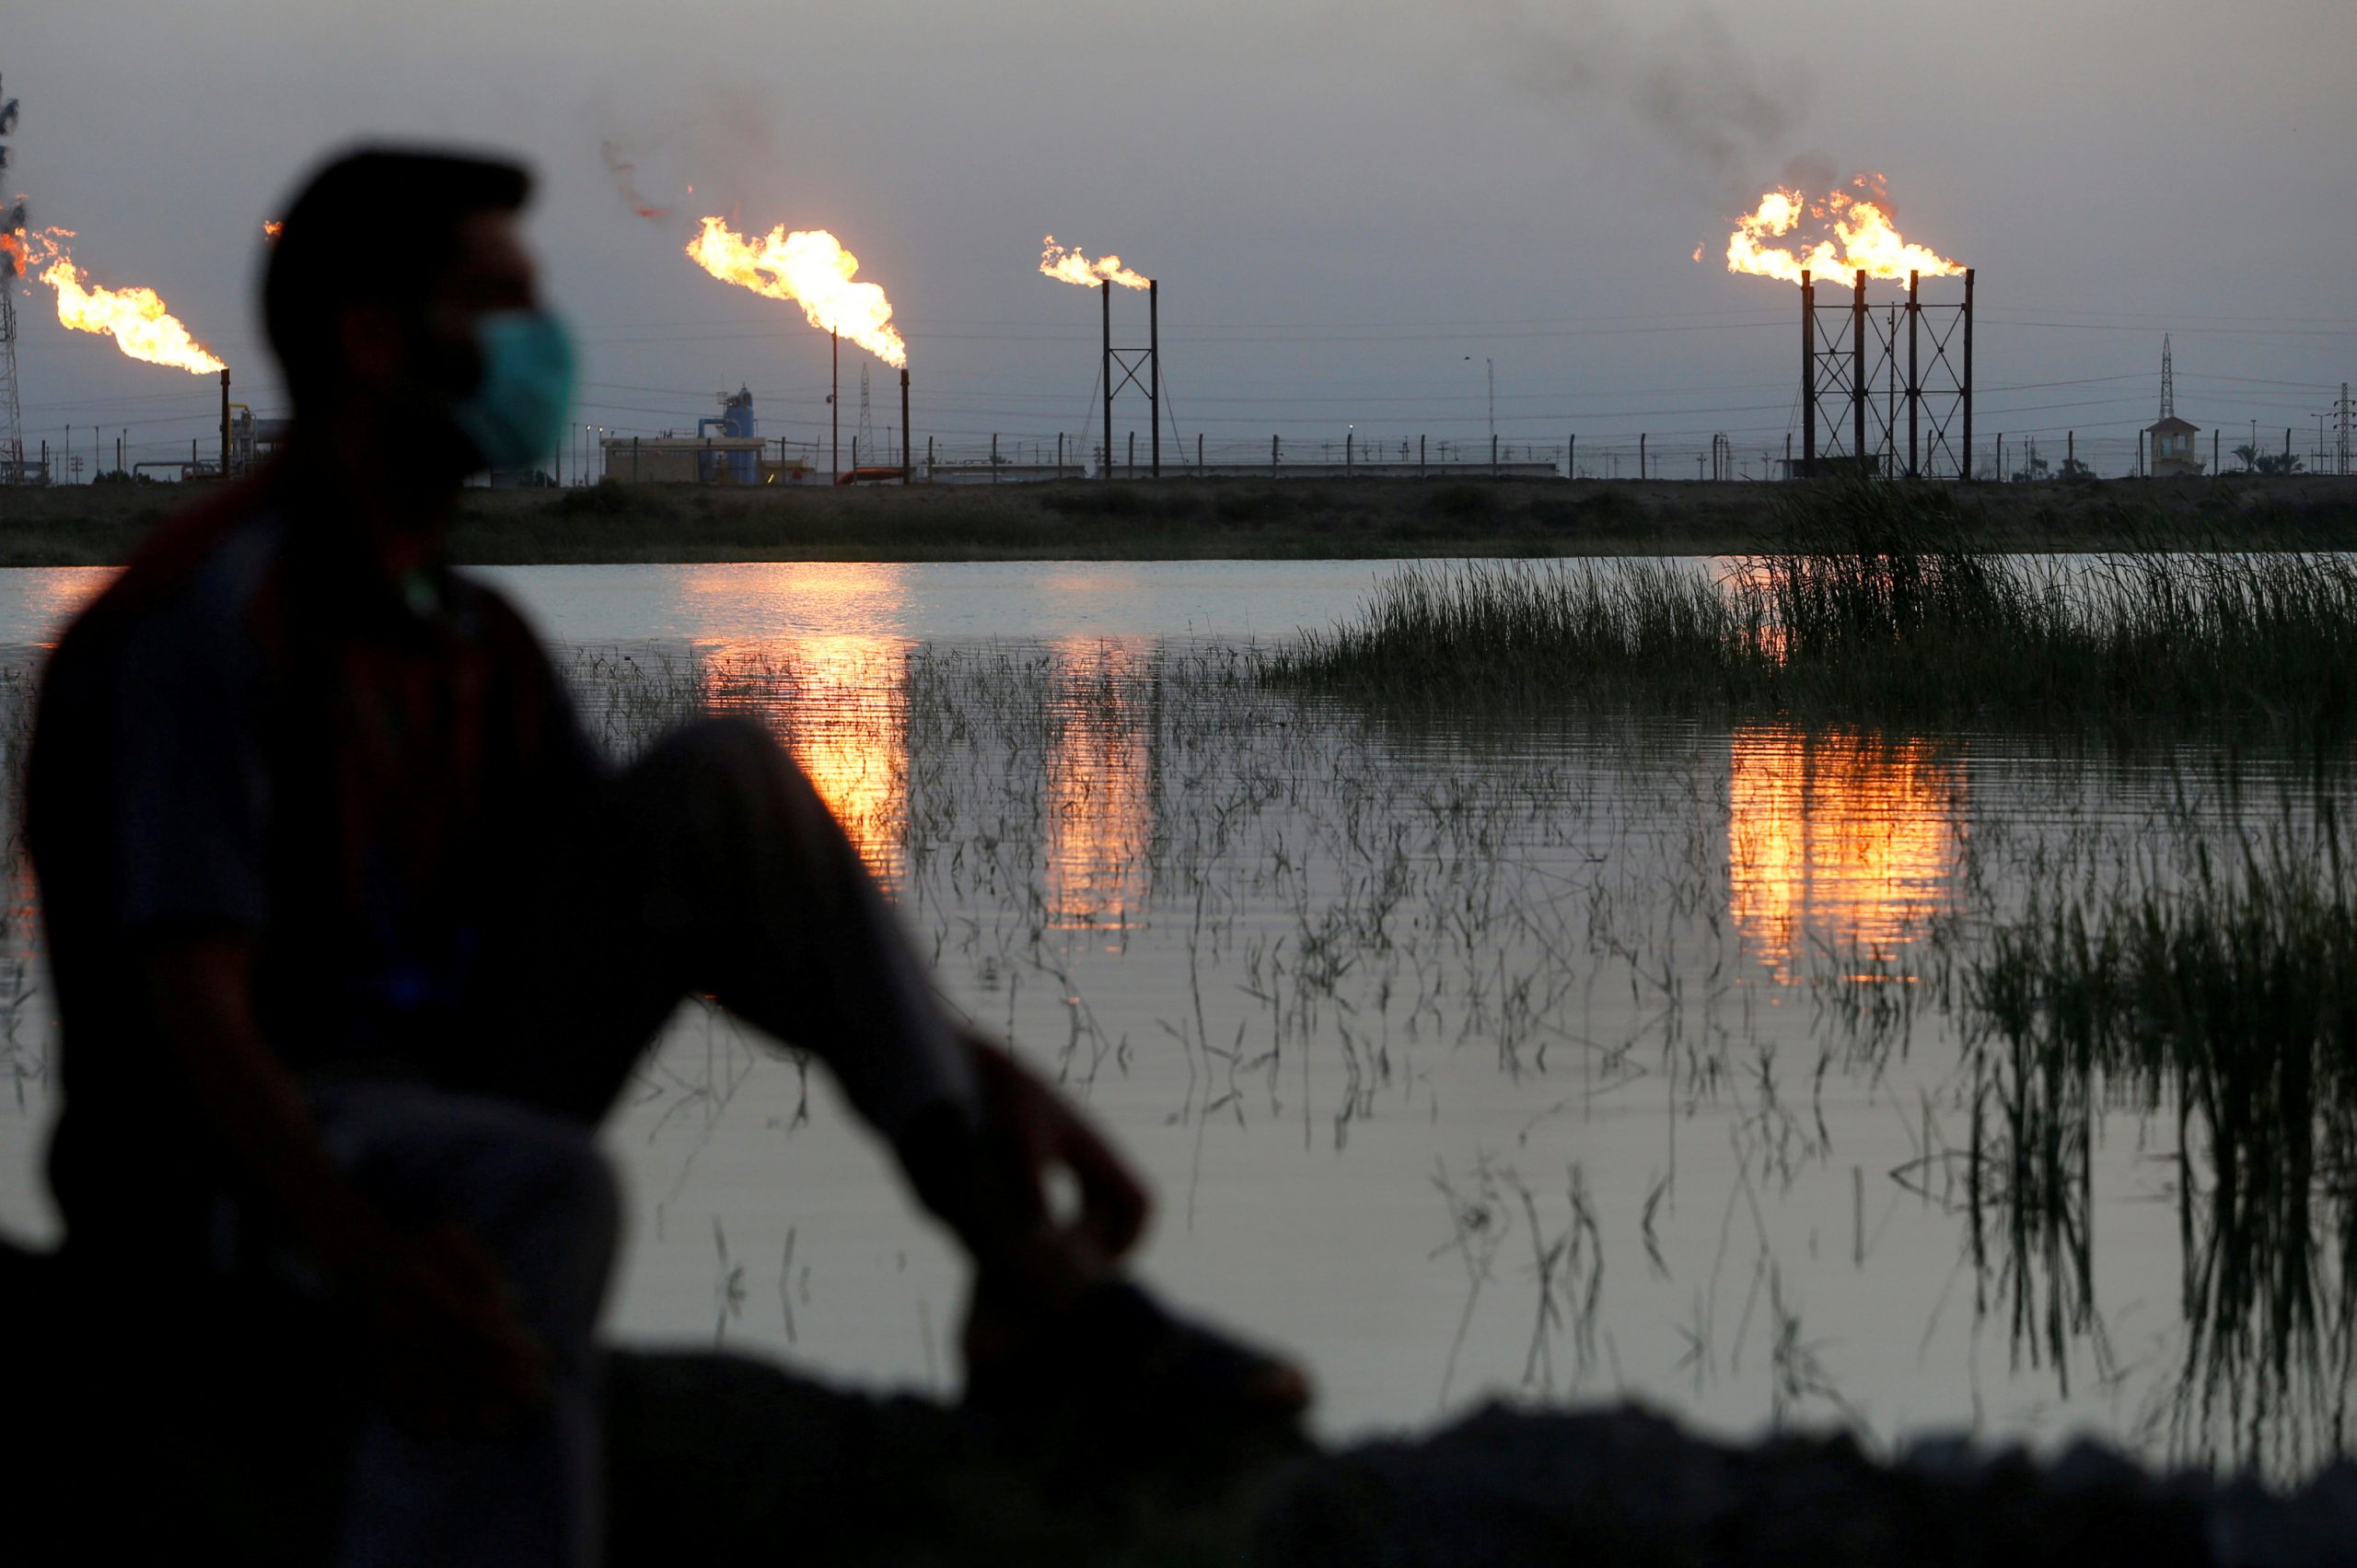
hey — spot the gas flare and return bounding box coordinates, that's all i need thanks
[262,220,283,241]
[0,230,25,279]
[1039,236,1148,290]
[1723,173,1962,285]
[21,227,225,374]
[686,216,906,367]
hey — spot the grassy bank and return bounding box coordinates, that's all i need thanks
[1268,483,2357,733]
[2,470,2353,566]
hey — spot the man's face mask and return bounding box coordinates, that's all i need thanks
[449,308,575,471]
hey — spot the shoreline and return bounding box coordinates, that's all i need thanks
[2,472,2353,567]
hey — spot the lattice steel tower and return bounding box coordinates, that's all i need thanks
[0,75,26,483]
[2160,333,2176,420]
[1799,267,1974,480]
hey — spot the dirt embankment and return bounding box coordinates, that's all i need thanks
[4,473,2354,567]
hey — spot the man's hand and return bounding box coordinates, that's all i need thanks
[971,1036,1151,1277]
[900,1033,1150,1310]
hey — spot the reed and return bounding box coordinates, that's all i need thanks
[1960,804,2357,1469]
[1271,483,2357,737]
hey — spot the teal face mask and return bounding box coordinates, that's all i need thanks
[450,308,575,471]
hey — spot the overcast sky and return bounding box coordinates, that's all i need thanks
[7,0,2354,476]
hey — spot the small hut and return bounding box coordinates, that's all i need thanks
[2146,414,2203,478]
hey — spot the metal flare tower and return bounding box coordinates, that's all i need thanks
[1099,278,1160,480]
[1798,267,1974,480]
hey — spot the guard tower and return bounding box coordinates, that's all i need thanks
[2145,336,2203,477]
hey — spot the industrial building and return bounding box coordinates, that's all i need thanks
[599,387,814,484]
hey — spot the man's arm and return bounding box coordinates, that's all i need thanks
[145,932,544,1429]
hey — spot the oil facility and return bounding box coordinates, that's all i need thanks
[598,387,813,484]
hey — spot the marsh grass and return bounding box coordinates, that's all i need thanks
[1961,804,2357,1469]
[1272,483,2357,737]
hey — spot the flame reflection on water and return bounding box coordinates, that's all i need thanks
[1726,726,1963,982]
[16,567,115,648]
[686,623,1155,933]
[699,633,910,887]
[1044,637,1151,933]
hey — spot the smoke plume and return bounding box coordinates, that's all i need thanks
[599,141,668,221]
[1480,0,1804,187]
[593,87,787,225]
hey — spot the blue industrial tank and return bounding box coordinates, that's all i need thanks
[698,387,759,484]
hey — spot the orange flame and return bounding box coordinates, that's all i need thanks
[261,220,283,241]
[21,227,225,374]
[1039,236,1149,290]
[1724,173,1962,285]
[0,229,24,280]
[686,216,907,368]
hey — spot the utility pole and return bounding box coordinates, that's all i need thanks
[857,363,874,465]
[0,74,27,484]
[2337,382,2353,476]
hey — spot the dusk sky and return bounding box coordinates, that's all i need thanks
[7,0,2353,474]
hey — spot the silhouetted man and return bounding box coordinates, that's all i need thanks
[26,146,1258,1566]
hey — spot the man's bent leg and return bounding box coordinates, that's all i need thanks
[472,717,977,1144]
[311,1081,619,1568]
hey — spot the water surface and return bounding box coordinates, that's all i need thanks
[0,561,2343,1473]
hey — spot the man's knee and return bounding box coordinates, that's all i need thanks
[319,1086,621,1330]
[620,714,831,855]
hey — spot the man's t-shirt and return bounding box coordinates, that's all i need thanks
[29,474,598,1250]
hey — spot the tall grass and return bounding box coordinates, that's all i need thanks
[1277,556,1759,706]
[1271,484,2357,734]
